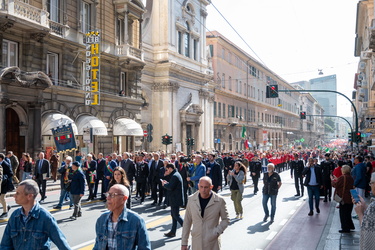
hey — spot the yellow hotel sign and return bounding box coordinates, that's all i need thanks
[85,31,100,105]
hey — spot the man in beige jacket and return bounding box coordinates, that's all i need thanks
[181,176,230,250]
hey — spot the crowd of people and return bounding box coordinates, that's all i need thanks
[0,147,375,249]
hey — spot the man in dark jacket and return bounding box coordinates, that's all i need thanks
[94,153,106,200]
[320,153,335,202]
[249,156,262,195]
[149,153,165,205]
[33,152,50,203]
[302,158,323,216]
[0,153,13,218]
[290,154,305,197]
[121,152,136,192]
[206,153,222,193]
[82,154,97,201]
[162,163,184,237]
[223,153,234,186]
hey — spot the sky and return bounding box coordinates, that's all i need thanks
[206,0,359,117]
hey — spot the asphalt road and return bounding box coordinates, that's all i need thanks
[0,169,307,250]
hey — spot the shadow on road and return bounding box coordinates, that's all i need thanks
[281,196,302,202]
[247,221,271,234]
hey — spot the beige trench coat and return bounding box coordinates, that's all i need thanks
[181,191,230,250]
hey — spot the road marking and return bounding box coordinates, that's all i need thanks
[71,240,95,250]
[279,219,288,226]
[266,231,278,240]
[296,201,302,207]
[74,209,187,249]
[289,209,296,215]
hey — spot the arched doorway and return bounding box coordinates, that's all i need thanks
[6,108,24,158]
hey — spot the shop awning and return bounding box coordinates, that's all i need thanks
[113,118,143,136]
[42,113,78,136]
[76,115,108,136]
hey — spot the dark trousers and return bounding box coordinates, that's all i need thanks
[151,179,163,203]
[136,181,147,202]
[224,170,229,186]
[294,175,304,195]
[307,185,320,211]
[94,172,105,199]
[323,181,332,200]
[35,175,47,199]
[339,203,355,231]
[86,176,95,199]
[252,175,259,193]
[170,206,184,234]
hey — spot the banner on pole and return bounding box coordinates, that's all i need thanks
[52,123,77,153]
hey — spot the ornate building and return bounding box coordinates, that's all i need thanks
[141,0,214,153]
[0,0,146,157]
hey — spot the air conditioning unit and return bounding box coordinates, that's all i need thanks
[361,51,372,60]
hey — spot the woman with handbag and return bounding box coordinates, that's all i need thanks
[332,165,355,233]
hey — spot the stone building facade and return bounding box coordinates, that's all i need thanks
[0,0,146,158]
[141,0,214,153]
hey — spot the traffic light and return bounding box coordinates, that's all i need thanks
[300,112,306,119]
[266,85,278,98]
[348,132,352,141]
[191,138,195,145]
[186,138,195,146]
[355,132,362,143]
[168,136,173,144]
[162,135,169,145]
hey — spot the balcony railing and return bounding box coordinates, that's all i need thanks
[116,44,144,61]
[4,0,49,27]
[49,20,66,37]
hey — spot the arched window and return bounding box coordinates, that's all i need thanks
[185,22,190,57]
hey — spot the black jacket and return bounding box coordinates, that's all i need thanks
[34,159,50,178]
[121,159,136,182]
[150,159,165,181]
[206,161,222,189]
[290,160,305,177]
[302,166,323,186]
[1,160,13,194]
[163,169,184,207]
[135,161,149,183]
[250,160,262,178]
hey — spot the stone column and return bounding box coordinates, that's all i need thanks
[28,103,42,158]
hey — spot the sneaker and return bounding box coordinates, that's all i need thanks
[308,211,313,216]
[239,214,243,219]
[53,206,62,210]
[235,214,240,219]
[70,216,77,220]
[270,218,274,223]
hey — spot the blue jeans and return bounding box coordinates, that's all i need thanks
[307,185,320,211]
[262,194,277,219]
[57,189,73,207]
[170,206,184,234]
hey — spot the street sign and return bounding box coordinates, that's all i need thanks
[147,135,153,142]
[143,130,148,137]
[300,138,305,142]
